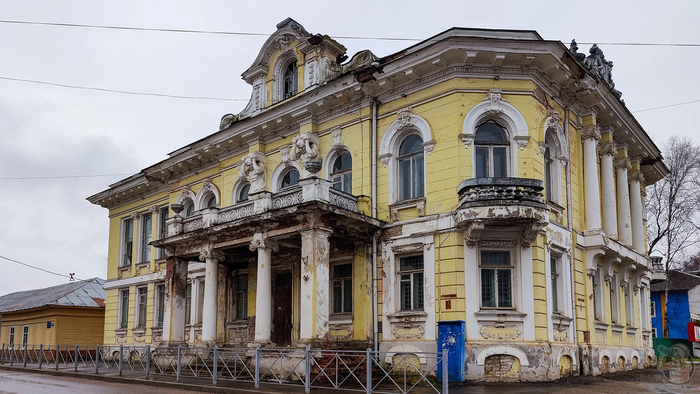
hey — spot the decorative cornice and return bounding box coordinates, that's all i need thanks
[581,125,601,141]
[614,157,631,171]
[598,142,617,157]
[199,248,226,262]
[249,234,279,252]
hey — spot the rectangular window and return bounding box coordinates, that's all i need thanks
[650,300,656,318]
[651,327,657,338]
[550,256,559,313]
[625,285,633,326]
[158,207,169,258]
[480,250,513,308]
[9,327,15,346]
[140,213,152,263]
[22,326,28,347]
[544,157,552,200]
[197,280,204,324]
[475,147,488,178]
[136,287,148,328]
[156,284,165,327]
[185,283,192,325]
[593,271,601,320]
[119,289,130,329]
[332,263,353,314]
[122,218,133,266]
[236,275,249,320]
[492,147,508,177]
[399,256,424,311]
[610,275,619,324]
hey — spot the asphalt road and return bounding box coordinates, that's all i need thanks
[0,369,201,394]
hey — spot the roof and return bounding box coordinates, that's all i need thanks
[651,270,700,292]
[0,278,106,313]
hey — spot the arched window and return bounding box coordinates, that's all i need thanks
[544,129,562,204]
[331,152,352,194]
[398,134,425,201]
[206,195,217,208]
[474,120,509,178]
[544,145,553,200]
[283,61,298,99]
[281,168,300,190]
[238,183,250,202]
[184,199,195,217]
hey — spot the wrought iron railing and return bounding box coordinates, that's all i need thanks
[457,177,546,208]
[1,343,449,394]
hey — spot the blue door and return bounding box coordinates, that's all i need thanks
[437,320,465,382]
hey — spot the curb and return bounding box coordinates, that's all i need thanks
[0,365,282,394]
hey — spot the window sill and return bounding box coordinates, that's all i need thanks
[329,314,353,324]
[594,320,609,331]
[226,320,249,327]
[387,310,428,322]
[547,200,565,212]
[133,328,146,334]
[626,326,638,335]
[150,326,163,331]
[552,314,573,329]
[474,309,526,323]
[136,262,149,269]
[611,324,625,334]
[115,329,127,337]
[118,265,131,272]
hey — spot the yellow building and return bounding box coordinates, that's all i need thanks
[0,278,105,348]
[88,19,668,381]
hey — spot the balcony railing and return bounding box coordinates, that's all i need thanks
[457,177,547,209]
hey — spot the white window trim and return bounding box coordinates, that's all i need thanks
[324,147,353,193]
[270,161,302,193]
[157,206,169,259]
[547,248,570,318]
[231,272,250,321]
[272,50,299,103]
[610,274,621,324]
[593,269,605,321]
[175,188,196,216]
[651,327,658,338]
[232,178,252,204]
[154,282,166,328]
[461,95,529,178]
[21,325,28,347]
[134,286,148,329]
[119,217,134,268]
[378,110,434,204]
[117,288,130,330]
[194,181,220,210]
[8,326,15,346]
[478,247,517,310]
[650,300,656,318]
[543,115,567,205]
[624,284,634,326]
[137,212,153,264]
[330,258,353,316]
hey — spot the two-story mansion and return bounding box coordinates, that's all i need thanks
[88,18,667,381]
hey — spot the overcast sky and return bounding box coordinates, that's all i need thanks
[1,0,698,296]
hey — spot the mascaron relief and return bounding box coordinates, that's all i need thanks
[291,131,322,177]
[238,151,267,193]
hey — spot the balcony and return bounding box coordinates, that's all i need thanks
[454,177,549,248]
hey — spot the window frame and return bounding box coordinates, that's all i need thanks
[282,60,298,99]
[479,249,515,309]
[331,261,353,315]
[397,134,425,202]
[624,284,634,326]
[330,152,353,195]
[592,270,604,321]
[474,120,510,179]
[135,286,148,329]
[155,283,165,328]
[279,168,300,190]
[398,255,425,311]
[609,274,620,324]
[234,274,249,320]
[650,300,656,318]
[118,288,130,330]
[121,218,134,267]
[185,282,192,326]
[22,326,28,347]
[157,206,169,259]
[550,255,561,314]
[651,327,658,338]
[139,213,152,264]
[9,326,15,347]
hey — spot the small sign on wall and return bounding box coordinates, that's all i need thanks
[687,322,700,342]
[46,321,54,329]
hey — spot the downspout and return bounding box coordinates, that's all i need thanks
[371,99,379,352]
[564,105,579,370]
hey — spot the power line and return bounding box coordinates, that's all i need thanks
[0,254,74,280]
[2,19,700,47]
[0,173,133,180]
[0,76,245,101]
[631,99,700,114]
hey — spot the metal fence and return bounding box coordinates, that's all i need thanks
[1,343,448,393]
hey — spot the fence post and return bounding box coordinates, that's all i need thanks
[1,343,4,365]
[145,345,151,380]
[74,345,79,372]
[95,345,100,374]
[212,345,218,385]
[38,344,43,369]
[442,348,449,394]
[55,345,59,370]
[118,345,124,377]
[254,346,260,389]
[23,344,28,367]
[366,348,372,394]
[176,345,182,382]
[304,346,310,393]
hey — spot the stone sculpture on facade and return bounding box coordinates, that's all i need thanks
[239,151,267,193]
[571,42,623,99]
[291,131,322,177]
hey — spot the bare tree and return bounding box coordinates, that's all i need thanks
[646,136,700,337]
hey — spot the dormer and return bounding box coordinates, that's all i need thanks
[238,18,347,119]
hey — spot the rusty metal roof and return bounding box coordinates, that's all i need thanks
[0,278,105,313]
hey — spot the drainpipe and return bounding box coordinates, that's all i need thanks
[371,98,379,352]
[564,105,579,369]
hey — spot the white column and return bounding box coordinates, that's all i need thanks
[163,258,188,344]
[599,142,618,238]
[615,157,633,246]
[629,170,646,253]
[201,249,225,343]
[250,233,277,343]
[582,126,602,233]
[299,227,332,342]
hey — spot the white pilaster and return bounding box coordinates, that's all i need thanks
[615,157,633,246]
[250,233,277,343]
[582,126,602,233]
[299,227,332,342]
[201,249,225,343]
[599,142,618,239]
[629,170,646,253]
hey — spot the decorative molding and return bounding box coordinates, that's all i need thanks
[521,221,547,249]
[479,239,518,248]
[581,125,601,142]
[249,234,279,252]
[272,189,304,209]
[396,106,414,129]
[629,170,645,183]
[483,89,504,115]
[587,268,597,277]
[216,202,254,223]
[379,153,392,168]
[422,140,436,155]
[291,131,322,177]
[392,324,425,340]
[479,324,522,340]
[599,142,617,157]
[391,242,426,255]
[239,151,267,193]
[148,205,158,215]
[280,145,292,165]
[514,135,530,151]
[464,220,485,248]
[614,157,632,171]
[199,248,225,262]
[539,141,548,156]
[331,126,343,147]
[459,133,474,149]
